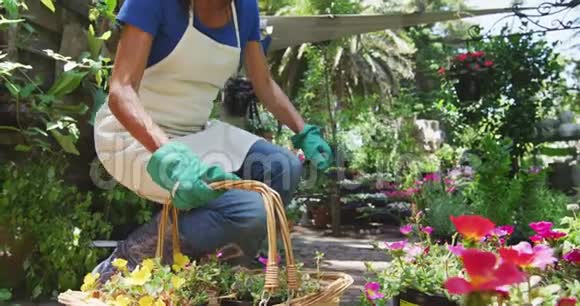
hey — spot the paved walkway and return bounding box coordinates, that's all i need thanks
[291,226,401,305]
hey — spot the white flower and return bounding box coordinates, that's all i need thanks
[567,204,579,212]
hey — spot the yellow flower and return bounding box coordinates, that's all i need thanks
[112,258,128,271]
[142,258,155,271]
[80,272,99,292]
[138,295,154,306]
[171,276,185,289]
[172,253,190,272]
[154,299,166,306]
[127,265,152,286]
[112,295,131,306]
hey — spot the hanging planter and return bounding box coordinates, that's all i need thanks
[454,75,482,102]
[439,51,494,103]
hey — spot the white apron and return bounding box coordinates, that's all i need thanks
[94,2,260,203]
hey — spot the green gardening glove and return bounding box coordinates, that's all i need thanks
[146,142,239,210]
[291,124,333,171]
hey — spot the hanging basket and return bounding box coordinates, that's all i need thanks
[454,75,482,102]
[58,180,353,306]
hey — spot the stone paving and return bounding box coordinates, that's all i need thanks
[291,226,401,305]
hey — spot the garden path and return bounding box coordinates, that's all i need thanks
[291,226,400,306]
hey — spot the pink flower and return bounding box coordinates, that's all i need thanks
[529,221,553,235]
[448,244,466,256]
[499,242,556,270]
[563,249,580,264]
[421,226,433,235]
[423,173,441,182]
[473,51,485,57]
[438,67,446,75]
[364,282,384,301]
[483,60,494,67]
[492,225,515,237]
[385,240,407,252]
[403,243,424,263]
[399,224,413,235]
[530,234,544,244]
[557,297,577,306]
[529,221,567,242]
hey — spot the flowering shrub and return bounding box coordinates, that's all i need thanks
[362,211,580,306]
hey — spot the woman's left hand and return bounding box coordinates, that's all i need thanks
[291,124,333,171]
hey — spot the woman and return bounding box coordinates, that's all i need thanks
[92,0,332,279]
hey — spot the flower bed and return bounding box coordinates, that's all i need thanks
[362,209,579,306]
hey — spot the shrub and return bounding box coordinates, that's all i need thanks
[0,156,111,299]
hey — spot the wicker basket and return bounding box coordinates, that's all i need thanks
[59,180,353,305]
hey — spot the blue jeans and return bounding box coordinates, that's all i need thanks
[93,140,302,279]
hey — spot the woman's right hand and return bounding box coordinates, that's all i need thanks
[146,142,239,209]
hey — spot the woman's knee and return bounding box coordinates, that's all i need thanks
[221,190,267,233]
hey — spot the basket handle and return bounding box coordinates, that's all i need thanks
[156,180,299,292]
[155,199,181,259]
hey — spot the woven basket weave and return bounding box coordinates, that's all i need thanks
[59,180,353,306]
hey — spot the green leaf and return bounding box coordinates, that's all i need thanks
[99,31,112,41]
[40,0,56,12]
[0,288,12,301]
[5,81,20,97]
[90,88,107,126]
[49,130,80,155]
[14,144,31,152]
[106,0,118,14]
[31,284,42,299]
[47,70,88,98]
[52,103,89,115]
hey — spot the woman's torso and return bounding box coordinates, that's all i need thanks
[116,0,261,68]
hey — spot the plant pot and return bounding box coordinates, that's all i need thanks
[309,206,331,229]
[454,76,481,102]
[393,289,457,306]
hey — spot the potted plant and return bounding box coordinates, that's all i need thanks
[439,51,495,102]
[361,213,462,306]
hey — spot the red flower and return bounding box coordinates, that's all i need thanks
[473,51,485,57]
[438,66,446,75]
[483,60,494,67]
[456,53,468,62]
[444,249,527,295]
[450,215,496,242]
[557,297,577,306]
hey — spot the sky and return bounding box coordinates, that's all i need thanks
[465,0,579,60]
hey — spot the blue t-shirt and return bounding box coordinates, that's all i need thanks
[117,0,261,67]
